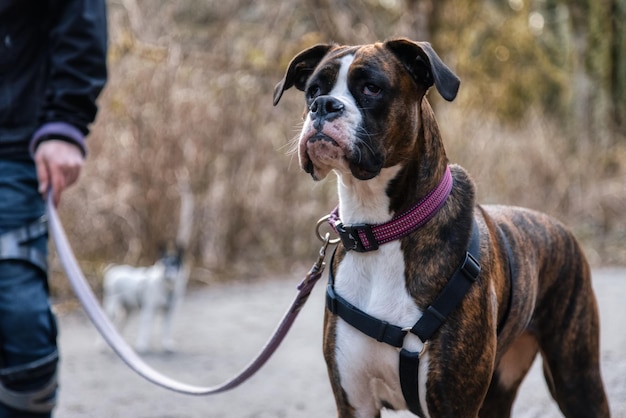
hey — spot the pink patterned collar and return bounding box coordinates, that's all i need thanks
[328,166,453,252]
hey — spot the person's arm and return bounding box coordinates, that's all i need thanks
[30,0,108,206]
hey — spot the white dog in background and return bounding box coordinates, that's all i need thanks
[102,247,188,353]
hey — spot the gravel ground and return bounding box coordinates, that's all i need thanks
[53,267,626,418]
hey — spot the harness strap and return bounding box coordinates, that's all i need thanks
[399,349,424,416]
[326,218,481,416]
[495,224,515,335]
[327,272,406,348]
[0,216,48,272]
[409,220,481,342]
[400,218,480,416]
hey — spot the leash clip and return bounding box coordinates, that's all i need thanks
[298,232,332,292]
[315,233,331,270]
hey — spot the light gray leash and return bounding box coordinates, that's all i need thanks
[46,193,329,395]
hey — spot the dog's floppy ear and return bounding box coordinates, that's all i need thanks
[273,44,334,106]
[385,39,460,102]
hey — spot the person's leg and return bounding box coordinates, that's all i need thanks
[0,158,58,417]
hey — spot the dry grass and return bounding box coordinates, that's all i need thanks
[439,106,626,266]
[48,0,625,297]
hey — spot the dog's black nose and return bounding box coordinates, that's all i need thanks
[310,96,344,121]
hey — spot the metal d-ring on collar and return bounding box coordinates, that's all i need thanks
[316,215,341,245]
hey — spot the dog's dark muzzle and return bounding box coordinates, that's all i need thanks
[347,156,384,180]
[346,139,385,180]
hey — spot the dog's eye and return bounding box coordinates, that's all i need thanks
[363,84,381,96]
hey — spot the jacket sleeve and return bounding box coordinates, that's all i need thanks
[29,0,108,157]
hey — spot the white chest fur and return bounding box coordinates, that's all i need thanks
[332,167,431,417]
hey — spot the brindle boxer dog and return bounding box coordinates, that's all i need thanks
[273,39,610,418]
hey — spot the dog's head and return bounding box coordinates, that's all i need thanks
[157,245,184,284]
[274,39,460,181]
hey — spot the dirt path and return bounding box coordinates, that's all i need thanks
[53,268,626,418]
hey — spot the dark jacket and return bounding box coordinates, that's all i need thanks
[0,0,107,158]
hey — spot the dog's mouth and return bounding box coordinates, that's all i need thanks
[300,130,384,181]
[301,133,345,179]
[308,133,338,147]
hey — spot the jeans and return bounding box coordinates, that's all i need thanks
[0,157,57,418]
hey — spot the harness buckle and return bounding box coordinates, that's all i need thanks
[335,223,379,252]
[375,320,390,343]
[460,251,481,281]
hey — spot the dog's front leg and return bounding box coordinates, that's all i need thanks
[135,307,154,353]
[323,311,377,418]
[135,293,156,353]
[160,299,179,352]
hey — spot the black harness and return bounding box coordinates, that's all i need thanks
[326,218,481,416]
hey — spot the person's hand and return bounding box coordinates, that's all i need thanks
[34,140,84,207]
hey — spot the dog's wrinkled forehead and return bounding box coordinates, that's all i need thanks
[305,46,355,90]
[273,39,460,106]
[306,44,400,93]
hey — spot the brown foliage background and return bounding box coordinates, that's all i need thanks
[51,0,626,296]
